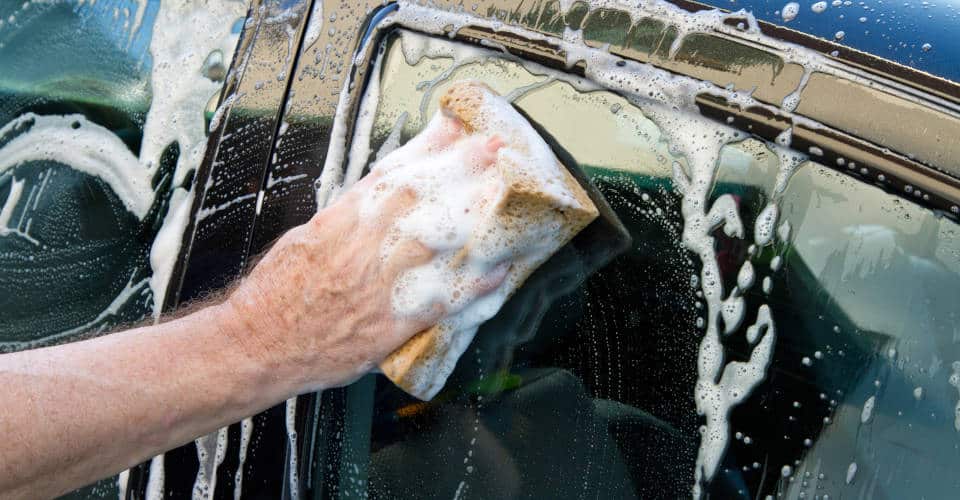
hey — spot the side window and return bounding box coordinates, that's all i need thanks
[0,1,244,496]
[360,31,700,500]
[716,155,960,498]
[315,28,960,499]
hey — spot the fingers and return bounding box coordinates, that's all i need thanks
[367,186,418,233]
[465,134,503,173]
[381,186,418,217]
[486,135,505,155]
[384,238,434,278]
[473,261,510,297]
[427,112,465,151]
[421,301,446,327]
[354,168,384,188]
[394,261,509,338]
[332,169,384,205]
[394,301,446,339]
[402,112,464,155]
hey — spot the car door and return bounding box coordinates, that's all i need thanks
[2,1,959,499]
[258,2,960,499]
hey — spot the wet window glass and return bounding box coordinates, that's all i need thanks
[315,29,960,499]
[0,0,244,496]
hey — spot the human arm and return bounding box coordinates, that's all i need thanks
[0,174,459,499]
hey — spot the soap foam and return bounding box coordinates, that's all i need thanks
[364,91,571,320]
[363,83,593,399]
[378,5,797,496]
[266,0,899,495]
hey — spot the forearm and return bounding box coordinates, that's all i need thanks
[0,161,482,498]
[0,301,301,499]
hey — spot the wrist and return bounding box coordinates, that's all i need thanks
[207,298,308,400]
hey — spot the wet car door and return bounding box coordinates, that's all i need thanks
[244,2,960,499]
[2,1,960,499]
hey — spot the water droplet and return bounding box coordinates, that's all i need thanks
[846,462,858,484]
[781,2,800,22]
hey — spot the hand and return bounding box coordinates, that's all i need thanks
[224,108,510,394]
[222,173,445,391]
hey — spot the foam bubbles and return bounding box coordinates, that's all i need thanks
[861,395,876,423]
[754,203,779,246]
[781,2,800,22]
[284,398,300,500]
[737,261,755,290]
[949,362,960,431]
[846,462,858,484]
[366,83,594,399]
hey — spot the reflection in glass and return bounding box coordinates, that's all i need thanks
[317,29,960,500]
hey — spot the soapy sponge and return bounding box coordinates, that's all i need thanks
[377,81,599,400]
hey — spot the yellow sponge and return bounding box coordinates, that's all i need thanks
[378,81,599,400]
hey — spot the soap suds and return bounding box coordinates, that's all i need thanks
[0,176,38,245]
[0,114,150,217]
[143,0,247,322]
[846,461,858,484]
[949,362,960,432]
[117,469,129,500]
[234,417,253,500]
[314,76,357,209]
[737,261,755,290]
[330,4,802,495]
[770,255,782,272]
[754,203,779,246]
[0,0,246,330]
[375,112,410,162]
[861,395,876,424]
[285,397,300,500]
[192,427,228,500]
[777,220,791,242]
[145,455,165,500]
[781,2,800,22]
[301,1,324,52]
[366,83,593,398]
[343,43,386,190]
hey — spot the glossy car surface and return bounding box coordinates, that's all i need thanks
[0,1,958,498]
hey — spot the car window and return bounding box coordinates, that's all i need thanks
[0,0,245,497]
[311,28,960,499]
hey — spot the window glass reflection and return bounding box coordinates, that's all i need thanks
[325,29,960,499]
